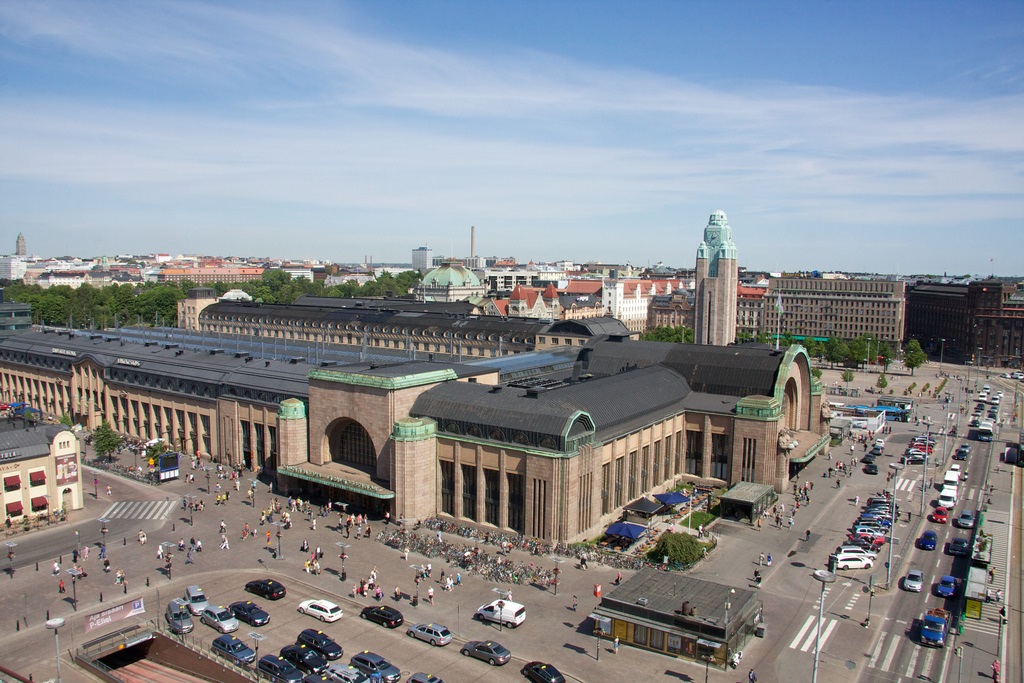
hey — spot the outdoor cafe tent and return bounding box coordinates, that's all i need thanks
[623,497,664,517]
[654,491,691,506]
[605,521,647,540]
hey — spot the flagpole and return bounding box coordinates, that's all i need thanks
[775,293,782,350]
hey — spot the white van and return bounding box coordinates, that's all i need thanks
[939,487,958,508]
[475,599,526,628]
[943,470,961,487]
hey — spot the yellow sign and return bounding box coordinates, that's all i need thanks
[965,598,982,620]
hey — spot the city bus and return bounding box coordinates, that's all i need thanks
[877,397,914,412]
[977,421,995,442]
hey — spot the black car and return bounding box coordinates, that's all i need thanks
[863,463,879,475]
[245,578,287,600]
[948,537,971,556]
[360,605,404,628]
[522,661,566,683]
[230,600,270,626]
[257,655,304,683]
[861,453,876,464]
[296,629,343,661]
[280,644,329,675]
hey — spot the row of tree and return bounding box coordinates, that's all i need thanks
[1,269,423,328]
[640,326,930,375]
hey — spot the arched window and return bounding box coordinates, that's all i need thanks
[489,428,505,442]
[332,422,375,468]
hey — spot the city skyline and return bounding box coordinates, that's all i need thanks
[1,1,1022,274]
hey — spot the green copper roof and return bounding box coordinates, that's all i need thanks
[422,261,481,287]
[309,367,459,390]
[278,398,306,420]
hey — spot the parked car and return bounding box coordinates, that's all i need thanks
[359,605,404,628]
[321,664,369,683]
[258,655,304,683]
[230,601,270,627]
[522,661,567,683]
[201,605,240,633]
[281,644,329,675]
[211,634,257,665]
[165,598,194,635]
[935,575,958,598]
[298,599,343,623]
[948,537,971,556]
[406,623,453,647]
[903,570,924,592]
[919,530,938,551]
[460,641,512,666]
[836,545,877,558]
[297,629,344,661]
[245,578,287,600]
[349,651,400,683]
[407,676,445,683]
[902,453,926,465]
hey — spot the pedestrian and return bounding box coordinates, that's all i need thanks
[266,531,272,547]
[456,572,461,586]
[427,587,434,605]
[855,495,860,506]
[58,579,66,594]
[220,534,229,550]
[749,670,758,683]
[990,568,996,583]
[437,529,443,543]
[572,595,578,611]
[758,553,764,566]
[613,637,619,654]
[311,519,316,531]
[805,528,810,541]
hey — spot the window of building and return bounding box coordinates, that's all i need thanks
[440,461,455,515]
[711,433,730,479]
[461,464,477,521]
[633,624,649,647]
[614,457,625,507]
[484,469,500,526]
[641,445,650,492]
[649,628,665,651]
[601,462,611,514]
[686,430,703,476]
[628,450,638,499]
[507,473,524,532]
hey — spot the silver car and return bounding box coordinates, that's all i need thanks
[903,569,924,592]
[406,623,453,647]
[201,605,240,633]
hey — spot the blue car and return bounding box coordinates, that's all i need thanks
[919,530,938,551]
[936,575,957,598]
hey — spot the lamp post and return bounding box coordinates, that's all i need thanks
[75,530,80,556]
[272,521,284,560]
[67,567,82,611]
[939,338,945,376]
[249,631,266,663]
[336,542,350,581]
[497,600,505,632]
[811,569,837,683]
[5,541,15,578]
[184,495,196,526]
[887,462,903,589]
[99,518,109,541]
[549,557,565,596]
[46,617,65,683]
[205,471,211,495]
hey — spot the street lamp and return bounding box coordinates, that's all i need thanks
[5,541,15,578]
[497,600,505,632]
[811,569,837,683]
[46,617,65,683]
[887,462,904,589]
[99,518,109,541]
[549,557,565,596]
[205,471,211,495]
[724,587,735,631]
[67,567,82,611]
[184,495,196,526]
[939,338,945,376]
[249,631,266,663]
[336,542,350,581]
[272,521,285,560]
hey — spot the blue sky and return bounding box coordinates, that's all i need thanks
[1,1,1022,275]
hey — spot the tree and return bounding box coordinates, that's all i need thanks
[847,337,869,367]
[877,342,894,371]
[640,326,692,343]
[824,337,849,368]
[842,369,855,394]
[58,413,73,427]
[811,367,823,381]
[644,531,710,566]
[904,339,927,375]
[876,373,888,389]
[92,420,122,463]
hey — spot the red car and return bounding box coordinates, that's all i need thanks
[931,507,948,524]
[848,532,885,548]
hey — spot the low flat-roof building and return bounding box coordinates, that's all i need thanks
[593,568,762,667]
[0,421,83,527]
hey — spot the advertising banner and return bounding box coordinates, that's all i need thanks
[85,598,146,633]
[55,453,79,486]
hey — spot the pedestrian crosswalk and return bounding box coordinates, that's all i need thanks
[787,614,839,652]
[100,499,176,521]
[865,628,941,679]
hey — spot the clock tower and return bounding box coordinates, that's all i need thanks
[694,210,739,345]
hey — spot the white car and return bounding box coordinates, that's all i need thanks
[835,554,874,570]
[298,599,343,623]
[836,545,877,559]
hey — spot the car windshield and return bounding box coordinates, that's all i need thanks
[216,610,232,620]
[230,642,246,652]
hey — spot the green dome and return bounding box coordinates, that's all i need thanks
[422,261,481,287]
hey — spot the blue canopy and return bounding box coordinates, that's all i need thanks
[654,491,691,506]
[605,521,647,540]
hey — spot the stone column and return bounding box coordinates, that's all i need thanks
[702,415,713,478]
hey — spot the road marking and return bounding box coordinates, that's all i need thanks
[789,615,816,650]
[904,644,920,678]
[99,499,174,521]
[879,634,900,671]
[799,618,838,652]
[919,647,936,678]
[867,634,886,668]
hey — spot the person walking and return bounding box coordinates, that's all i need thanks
[220,534,230,550]
[758,553,764,566]
[427,586,434,605]
[749,670,758,683]
[572,595,578,611]
[58,579,66,594]
[613,637,619,654]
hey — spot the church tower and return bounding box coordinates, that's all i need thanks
[694,210,738,345]
[15,233,25,257]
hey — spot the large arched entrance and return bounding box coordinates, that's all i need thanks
[324,418,377,472]
[783,377,800,431]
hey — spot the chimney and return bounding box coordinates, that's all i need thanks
[471,225,475,259]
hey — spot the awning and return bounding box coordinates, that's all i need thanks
[654,491,691,506]
[278,464,395,500]
[31,496,48,511]
[605,521,647,540]
[29,471,46,486]
[3,474,20,490]
[5,501,23,517]
[623,497,664,516]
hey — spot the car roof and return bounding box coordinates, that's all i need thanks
[923,530,937,537]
